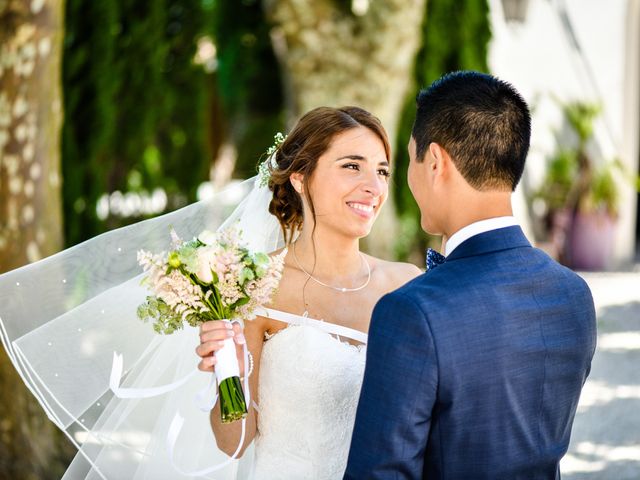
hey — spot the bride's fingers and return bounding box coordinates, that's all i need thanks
[199,320,234,334]
[195,340,227,358]
[199,327,235,344]
[232,323,246,345]
[197,356,216,372]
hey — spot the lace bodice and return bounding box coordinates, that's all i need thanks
[252,310,367,479]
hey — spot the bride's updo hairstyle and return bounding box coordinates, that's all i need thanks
[267,106,390,244]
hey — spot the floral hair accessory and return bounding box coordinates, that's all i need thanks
[257,132,287,187]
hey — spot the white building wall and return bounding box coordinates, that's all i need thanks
[488,0,638,267]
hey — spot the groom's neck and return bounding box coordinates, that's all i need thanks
[442,191,513,239]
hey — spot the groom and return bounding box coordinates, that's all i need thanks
[344,72,597,479]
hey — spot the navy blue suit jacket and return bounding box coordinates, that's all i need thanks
[344,226,596,479]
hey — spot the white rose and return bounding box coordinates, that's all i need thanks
[195,248,215,283]
[198,230,217,246]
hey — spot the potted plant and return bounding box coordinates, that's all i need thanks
[534,101,627,270]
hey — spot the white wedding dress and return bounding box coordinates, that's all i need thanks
[252,308,367,480]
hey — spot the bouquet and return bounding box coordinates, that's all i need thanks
[136,226,286,423]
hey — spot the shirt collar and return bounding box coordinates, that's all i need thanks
[444,216,518,257]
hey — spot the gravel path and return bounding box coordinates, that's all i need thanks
[561,272,640,479]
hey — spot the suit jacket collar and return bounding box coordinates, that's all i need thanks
[445,216,518,256]
[445,226,531,262]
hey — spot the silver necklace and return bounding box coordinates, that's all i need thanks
[292,242,371,293]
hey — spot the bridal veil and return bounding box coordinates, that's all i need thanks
[0,177,283,479]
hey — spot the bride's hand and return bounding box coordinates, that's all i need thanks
[196,321,246,373]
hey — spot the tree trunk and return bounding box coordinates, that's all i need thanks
[0,1,71,477]
[264,0,427,256]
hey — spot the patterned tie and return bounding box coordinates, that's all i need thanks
[426,248,446,271]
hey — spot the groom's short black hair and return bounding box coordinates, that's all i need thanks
[412,71,531,191]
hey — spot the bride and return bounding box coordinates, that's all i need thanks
[196,106,421,478]
[0,105,421,479]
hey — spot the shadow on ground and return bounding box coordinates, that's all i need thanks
[562,302,640,480]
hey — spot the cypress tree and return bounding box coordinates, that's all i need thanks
[61,0,120,245]
[62,1,215,246]
[213,0,285,179]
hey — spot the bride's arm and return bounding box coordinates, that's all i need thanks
[197,317,267,457]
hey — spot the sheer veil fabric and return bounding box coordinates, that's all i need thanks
[0,177,284,479]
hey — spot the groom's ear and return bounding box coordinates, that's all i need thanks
[428,143,446,174]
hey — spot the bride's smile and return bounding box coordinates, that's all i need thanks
[346,201,376,219]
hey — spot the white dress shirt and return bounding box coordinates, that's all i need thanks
[444,216,519,257]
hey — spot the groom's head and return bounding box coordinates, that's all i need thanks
[408,71,531,234]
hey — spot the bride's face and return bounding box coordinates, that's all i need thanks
[296,126,390,239]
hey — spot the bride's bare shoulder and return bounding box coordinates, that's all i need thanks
[367,255,423,291]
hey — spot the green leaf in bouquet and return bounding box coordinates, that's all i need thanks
[230,296,250,310]
[177,243,199,273]
[254,252,269,266]
[253,252,271,278]
[137,300,151,321]
[239,267,255,284]
[137,296,187,335]
[187,237,205,248]
[255,265,267,278]
[184,312,204,328]
[253,252,269,266]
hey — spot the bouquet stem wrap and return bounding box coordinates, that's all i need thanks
[215,320,247,423]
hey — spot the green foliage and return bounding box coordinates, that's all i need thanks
[176,240,200,273]
[61,0,120,245]
[538,149,578,211]
[535,101,626,218]
[154,2,214,199]
[393,0,491,260]
[213,0,285,178]
[62,1,215,246]
[137,296,194,335]
[589,167,618,213]
[564,101,601,145]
